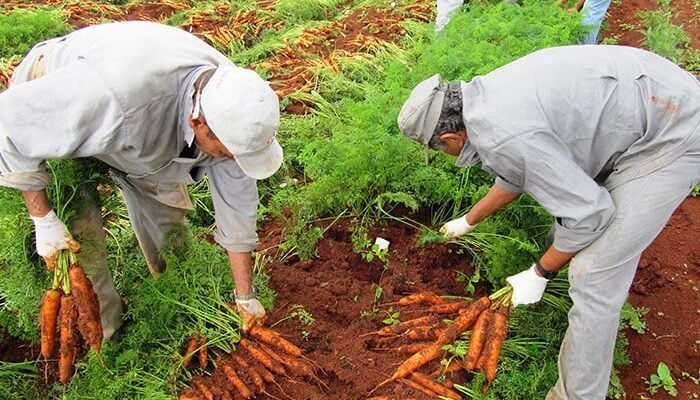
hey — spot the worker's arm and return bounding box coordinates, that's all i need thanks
[206,158,265,330]
[493,132,616,307]
[440,182,520,238]
[22,189,52,217]
[465,183,521,225]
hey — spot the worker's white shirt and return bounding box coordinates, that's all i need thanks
[457,45,700,253]
[0,21,260,252]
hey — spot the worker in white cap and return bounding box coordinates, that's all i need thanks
[398,45,700,400]
[0,21,282,336]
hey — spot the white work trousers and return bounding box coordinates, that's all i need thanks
[69,175,192,339]
[547,143,700,399]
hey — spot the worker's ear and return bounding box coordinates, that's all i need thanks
[189,113,206,131]
[438,130,467,156]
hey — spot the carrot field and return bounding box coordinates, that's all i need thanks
[0,0,697,399]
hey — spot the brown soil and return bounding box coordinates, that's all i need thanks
[618,197,700,400]
[184,217,483,399]
[255,3,433,98]
[602,0,699,48]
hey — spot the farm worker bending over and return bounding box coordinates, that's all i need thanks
[0,21,282,338]
[398,45,700,400]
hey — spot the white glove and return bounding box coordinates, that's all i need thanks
[439,215,476,239]
[31,210,79,267]
[505,265,548,307]
[236,295,266,332]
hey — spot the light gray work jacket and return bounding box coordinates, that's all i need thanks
[457,45,700,253]
[0,21,259,252]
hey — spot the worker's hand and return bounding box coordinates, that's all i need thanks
[505,265,548,307]
[236,296,266,332]
[439,215,475,239]
[31,210,80,270]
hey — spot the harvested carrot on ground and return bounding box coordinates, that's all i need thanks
[248,325,303,357]
[239,338,286,375]
[248,357,289,397]
[464,309,492,371]
[220,389,233,400]
[182,333,200,368]
[372,341,445,392]
[400,377,439,397]
[405,325,442,341]
[362,315,439,337]
[59,294,77,385]
[231,355,284,400]
[389,343,429,354]
[431,359,463,377]
[410,372,463,400]
[199,340,208,369]
[438,296,490,343]
[392,292,446,306]
[178,390,201,400]
[69,264,103,361]
[424,300,470,314]
[482,307,508,383]
[193,377,214,400]
[40,288,61,360]
[222,364,253,399]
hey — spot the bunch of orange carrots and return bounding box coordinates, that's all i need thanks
[180,325,324,400]
[40,249,103,384]
[366,287,514,399]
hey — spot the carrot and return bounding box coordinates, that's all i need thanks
[372,342,445,391]
[431,360,463,377]
[223,364,254,399]
[246,357,290,399]
[396,292,446,306]
[424,301,470,314]
[400,378,437,397]
[482,308,508,383]
[220,389,233,400]
[40,289,61,360]
[232,355,265,394]
[361,315,439,337]
[438,296,490,343]
[405,325,441,341]
[199,341,208,369]
[239,338,286,375]
[368,398,419,400]
[248,325,303,357]
[193,377,214,400]
[475,351,487,372]
[182,334,200,368]
[410,372,463,399]
[59,295,77,385]
[464,309,492,371]
[390,343,428,354]
[178,390,201,400]
[69,265,103,360]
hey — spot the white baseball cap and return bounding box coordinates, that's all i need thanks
[199,66,282,180]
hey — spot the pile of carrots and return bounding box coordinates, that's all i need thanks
[180,325,324,400]
[40,249,103,384]
[366,288,514,399]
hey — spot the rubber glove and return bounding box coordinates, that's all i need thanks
[439,215,476,239]
[236,294,266,332]
[505,264,548,307]
[436,0,465,33]
[31,210,80,269]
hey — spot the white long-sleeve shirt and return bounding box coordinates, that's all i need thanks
[0,21,260,252]
[457,45,700,252]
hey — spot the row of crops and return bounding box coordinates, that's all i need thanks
[0,0,668,398]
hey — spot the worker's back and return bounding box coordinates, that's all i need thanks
[461,45,700,190]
